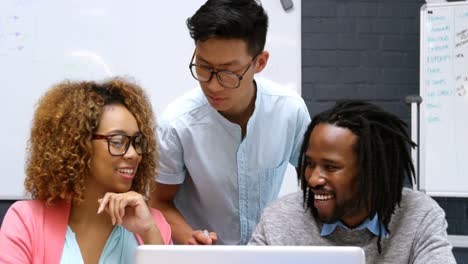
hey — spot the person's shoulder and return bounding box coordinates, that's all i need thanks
[259,192,317,235]
[401,188,440,207]
[10,199,70,215]
[9,200,47,212]
[262,191,305,217]
[4,200,49,225]
[158,88,212,130]
[398,188,444,216]
[256,78,306,106]
[159,88,210,126]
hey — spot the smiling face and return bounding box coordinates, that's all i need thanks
[193,38,268,117]
[88,104,142,195]
[305,123,368,227]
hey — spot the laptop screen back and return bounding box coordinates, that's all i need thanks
[134,245,365,264]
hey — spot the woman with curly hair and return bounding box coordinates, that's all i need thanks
[0,78,172,263]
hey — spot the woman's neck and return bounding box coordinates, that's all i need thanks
[69,189,112,229]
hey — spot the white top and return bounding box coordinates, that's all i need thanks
[61,225,138,264]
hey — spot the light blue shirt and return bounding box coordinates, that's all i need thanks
[60,225,139,264]
[320,213,389,237]
[157,78,310,244]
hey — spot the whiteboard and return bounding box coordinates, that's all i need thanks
[0,0,302,199]
[420,2,468,197]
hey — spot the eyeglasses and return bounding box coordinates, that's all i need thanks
[189,50,257,89]
[92,134,148,156]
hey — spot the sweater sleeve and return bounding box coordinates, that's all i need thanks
[411,204,456,264]
[0,202,33,264]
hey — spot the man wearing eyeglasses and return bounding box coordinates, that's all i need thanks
[151,0,310,245]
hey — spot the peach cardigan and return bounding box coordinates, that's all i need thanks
[0,200,172,263]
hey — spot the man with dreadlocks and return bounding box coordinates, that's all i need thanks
[249,100,455,263]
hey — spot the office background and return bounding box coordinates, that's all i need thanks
[300,0,468,262]
[1,0,467,262]
[0,0,301,199]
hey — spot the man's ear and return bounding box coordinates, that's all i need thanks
[254,51,269,73]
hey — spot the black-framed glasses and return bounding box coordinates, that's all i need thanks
[189,49,258,89]
[92,134,148,156]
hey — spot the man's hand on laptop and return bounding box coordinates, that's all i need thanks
[187,230,218,245]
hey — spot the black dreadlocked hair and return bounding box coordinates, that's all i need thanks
[296,100,416,253]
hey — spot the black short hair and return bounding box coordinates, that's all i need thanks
[297,100,416,253]
[186,0,268,57]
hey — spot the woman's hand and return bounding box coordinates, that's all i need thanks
[97,191,163,244]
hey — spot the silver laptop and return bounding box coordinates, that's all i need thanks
[134,245,365,264]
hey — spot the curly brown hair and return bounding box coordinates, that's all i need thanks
[25,77,158,205]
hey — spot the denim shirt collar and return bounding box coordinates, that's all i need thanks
[320,213,389,237]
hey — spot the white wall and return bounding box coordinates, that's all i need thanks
[0,0,302,199]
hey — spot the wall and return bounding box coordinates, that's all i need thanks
[301,0,468,262]
[0,0,301,200]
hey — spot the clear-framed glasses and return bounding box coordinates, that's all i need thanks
[189,49,258,89]
[92,134,148,156]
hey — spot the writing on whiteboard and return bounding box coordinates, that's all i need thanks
[428,15,446,22]
[423,12,452,124]
[429,44,449,52]
[0,14,27,53]
[427,55,450,63]
[427,67,441,74]
[431,25,449,32]
[427,35,449,42]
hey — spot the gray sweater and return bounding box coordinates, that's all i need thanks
[249,188,456,264]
